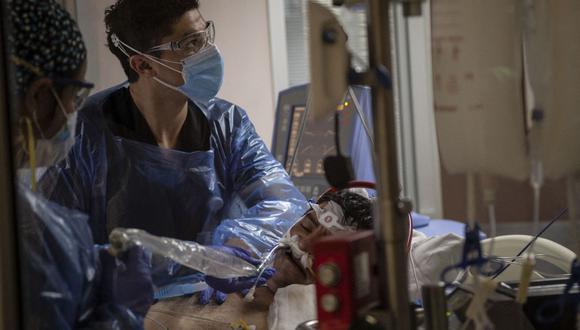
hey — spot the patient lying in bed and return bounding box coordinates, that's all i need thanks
[144,189,375,328]
[144,189,464,329]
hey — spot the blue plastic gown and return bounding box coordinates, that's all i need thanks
[17,183,145,329]
[44,84,308,260]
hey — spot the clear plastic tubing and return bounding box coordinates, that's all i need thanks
[109,228,258,279]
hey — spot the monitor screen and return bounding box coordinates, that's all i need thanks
[272,84,374,199]
[284,106,337,179]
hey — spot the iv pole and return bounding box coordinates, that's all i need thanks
[365,0,421,328]
[314,0,423,327]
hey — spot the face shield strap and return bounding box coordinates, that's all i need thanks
[110,34,183,75]
[50,88,72,121]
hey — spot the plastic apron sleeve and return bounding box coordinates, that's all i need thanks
[19,184,149,329]
[18,185,98,328]
[109,228,257,278]
[211,109,309,257]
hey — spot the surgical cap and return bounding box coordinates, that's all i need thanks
[8,0,86,94]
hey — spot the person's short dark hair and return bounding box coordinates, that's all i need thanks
[104,0,200,83]
[318,190,374,230]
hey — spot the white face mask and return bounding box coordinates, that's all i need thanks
[30,89,77,168]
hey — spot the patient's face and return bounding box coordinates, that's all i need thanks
[288,206,332,253]
[271,202,337,287]
[267,191,373,292]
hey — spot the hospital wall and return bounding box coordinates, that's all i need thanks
[76,0,277,147]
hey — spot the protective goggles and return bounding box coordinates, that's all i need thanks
[11,55,94,109]
[52,77,94,109]
[147,21,215,55]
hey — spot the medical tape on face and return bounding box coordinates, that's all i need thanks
[277,201,353,273]
[110,34,182,75]
[279,234,313,271]
[314,201,349,233]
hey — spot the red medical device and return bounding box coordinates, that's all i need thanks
[313,230,378,330]
[313,181,413,329]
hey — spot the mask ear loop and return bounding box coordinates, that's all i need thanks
[22,117,37,192]
[50,88,72,120]
[30,109,45,140]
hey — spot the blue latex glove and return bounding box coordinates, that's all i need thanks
[98,245,155,318]
[198,246,275,305]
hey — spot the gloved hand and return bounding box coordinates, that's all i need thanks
[198,246,275,305]
[98,245,155,318]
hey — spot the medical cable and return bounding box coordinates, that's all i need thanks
[243,245,282,302]
[409,248,420,293]
[347,86,375,148]
[406,213,414,252]
[491,254,572,276]
[492,208,568,280]
[255,245,282,275]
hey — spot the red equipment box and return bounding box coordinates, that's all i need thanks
[313,230,379,330]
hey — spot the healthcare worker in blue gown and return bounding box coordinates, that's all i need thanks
[41,0,308,303]
[8,0,155,328]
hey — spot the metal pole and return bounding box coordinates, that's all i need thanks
[422,284,448,330]
[366,0,412,329]
[0,0,21,327]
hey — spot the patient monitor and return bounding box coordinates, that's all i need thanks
[272,84,374,199]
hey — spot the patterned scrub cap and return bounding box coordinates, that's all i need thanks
[8,0,86,94]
